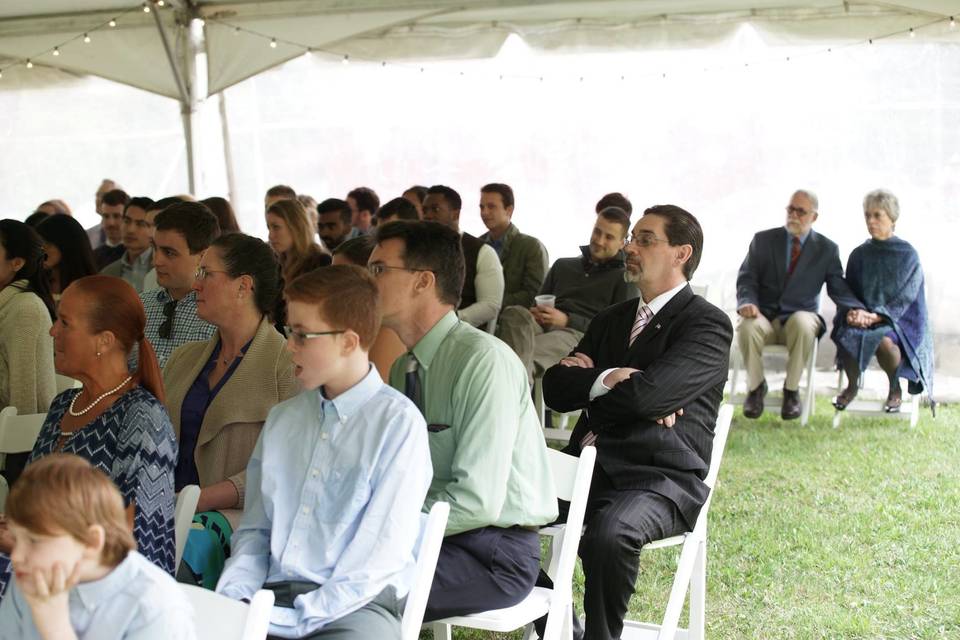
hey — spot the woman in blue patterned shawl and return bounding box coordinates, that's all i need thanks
[831,189,934,413]
[0,275,177,598]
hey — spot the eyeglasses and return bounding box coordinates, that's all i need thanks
[158,299,177,340]
[283,326,345,347]
[785,205,813,217]
[628,233,669,248]
[195,266,230,281]
[367,264,436,278]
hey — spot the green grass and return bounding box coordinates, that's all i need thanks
[437,400,960,639]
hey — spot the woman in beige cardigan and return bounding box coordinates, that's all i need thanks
[163,234,297,525]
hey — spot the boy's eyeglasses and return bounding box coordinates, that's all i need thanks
[283,326,346,346]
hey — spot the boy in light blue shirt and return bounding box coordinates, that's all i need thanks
[0,453,195,640]
[217,265,432,639]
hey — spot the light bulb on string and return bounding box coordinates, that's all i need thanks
[270,38,277,48]
[234,27,241,36]
[143,3,151,13]
[84,33,91,43]
[950,16,956,29]
[342,54,349,64]
[109,19,117,27]
[909,28,915,38]
[157,0,165,6]
[53,47,60,56]
[26,59,33,69]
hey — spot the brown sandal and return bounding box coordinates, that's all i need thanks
[832,387,858,411]
[884,389,902,413]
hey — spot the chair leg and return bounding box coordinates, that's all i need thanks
[729,345,742,402]
[431,622,452,640]
[535,376,546,427]
[801,340,817,427]
[832,368,844,429]
[909,393,920,428]
[688,540,707,640]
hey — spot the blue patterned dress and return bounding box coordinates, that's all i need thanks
[0,386,178,597]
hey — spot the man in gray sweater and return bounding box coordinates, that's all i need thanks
[497,206,638,386]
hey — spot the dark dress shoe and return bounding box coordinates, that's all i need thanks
[781,388,802,420]
[743,380,767,419]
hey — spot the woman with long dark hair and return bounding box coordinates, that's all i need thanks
[34,214,98,301]
[0,219,56,415]
[201,196,241,235]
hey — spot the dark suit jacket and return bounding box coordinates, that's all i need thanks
[543,284,733,529]
[736,227,862,325]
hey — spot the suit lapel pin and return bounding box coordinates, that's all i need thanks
[655,323,661,330]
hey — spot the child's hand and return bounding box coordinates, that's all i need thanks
[21,561,81,640]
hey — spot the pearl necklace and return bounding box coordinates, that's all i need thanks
[68,375,133,417]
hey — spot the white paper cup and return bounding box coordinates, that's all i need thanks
[535,294,556,307]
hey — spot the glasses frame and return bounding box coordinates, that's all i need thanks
[283,326,346,347]
[367,264,436,277]
[628,232,669,248]
[195,266,231,281]
[785,205,813,217]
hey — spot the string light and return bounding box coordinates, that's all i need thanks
[157,0,165,6]
[950,17,956,29]
[143,3,151,13]
[269,38,277,48]
[909,28,915,38]
[83,33,91,43]
[234,27,241,35]
[26,59,33,69]
[109,19,117,27]
[342,54,350,64]
[52,47,60,56]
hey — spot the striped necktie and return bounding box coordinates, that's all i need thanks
[404,355,422,412]
[629,304,654,347]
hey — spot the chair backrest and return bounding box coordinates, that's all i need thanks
[691,283,709,299]
[174,484,201,571]
[180,583,274,640]
[400,501,450,640]
[0,406,46,455]
[541,446,596,639]
[55,374,82,393]
[689,404,734,538]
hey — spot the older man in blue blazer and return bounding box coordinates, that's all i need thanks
[736,189,863,420]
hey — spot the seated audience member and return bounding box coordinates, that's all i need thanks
[202,196,241,235]
[595,191,633,216]
[736,189,863,420]
[0,275,178,596]
[296,194,320,237]
[375,197,420,225]
[264,184,297,211]
[266,199,331,284]
[92,188,129,268]
[100,197,156,292]
[0,454,195,640]
[218,265,431,640]
[497,206,637,386]
[478,183,549,309]
[541,205,732,640]
[35,215,98,302]
[0,220,57,415]
[86,178,119,249]
[316,198,357,250]
[332,236,406,380]
[141,196,191,292]
[34,200,72,217]
[370,221,556,620]
[402,185,428,218]
[164,233,296,526]
[422,185,504,329]
[346,187,379,235]
[140,202,219,368]
[831,189,935,413]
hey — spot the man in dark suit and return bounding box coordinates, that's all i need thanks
[542,205,733,640]
[736,189,863,419]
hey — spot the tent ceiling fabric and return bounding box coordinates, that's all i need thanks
[0,0,956,100]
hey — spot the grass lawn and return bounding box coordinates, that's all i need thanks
[439,399,960,639]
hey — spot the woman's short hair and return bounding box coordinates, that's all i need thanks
[210,233,283,321]
[285,265,381,351]
[863,189,900,223]
[0,219,56,320]
[68,275,165,403]
[6,454,136,567]
[35,214,98,290]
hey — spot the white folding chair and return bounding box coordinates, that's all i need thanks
[831,367,921,429]
[0,406,47,471]
[430,446,597,640]
[534,375,577,443]
[728,340,818,426]
[619,403,734,640]
[180,583,274,640]
[690,283,709,299]
[55,374,82,393]
[400,501,450,640]
[174,484,201,571]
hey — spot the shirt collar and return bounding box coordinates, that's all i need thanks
[124,246,153,267]
[319,364,382,422]
[641,280,688,317]
[785,227,812,245]
[410,310,459,370]
[72,551,138,612]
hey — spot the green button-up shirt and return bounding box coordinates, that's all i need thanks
[390,311,558,535]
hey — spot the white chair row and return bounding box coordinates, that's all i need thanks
[728,342,818,426]
[831,367,920,429]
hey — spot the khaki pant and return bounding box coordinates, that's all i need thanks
[736,311,821,392]
[496,306,583,387]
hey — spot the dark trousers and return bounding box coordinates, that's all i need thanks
[423,525,541,622]
[538,467,687,640]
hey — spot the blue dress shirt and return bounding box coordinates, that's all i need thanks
[216,366,432,639]
[0,551,195,640]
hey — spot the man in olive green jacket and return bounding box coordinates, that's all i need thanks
[478,183,549,309]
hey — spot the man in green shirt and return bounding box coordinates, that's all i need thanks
[478,183,549,309]
[369,220,558,622]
